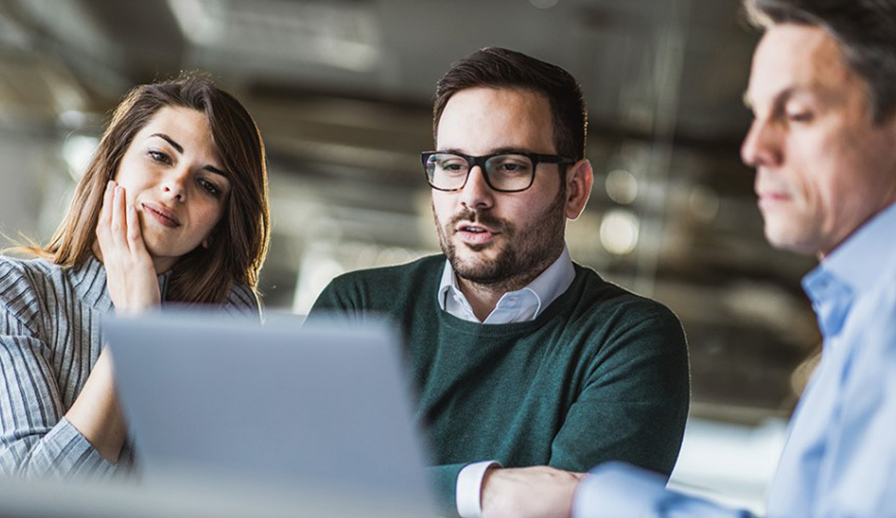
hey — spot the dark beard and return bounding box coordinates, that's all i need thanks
[435,188,567,292]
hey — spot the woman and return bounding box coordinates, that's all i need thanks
[0,75,270,477]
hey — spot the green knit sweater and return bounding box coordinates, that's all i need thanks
[309,255,689,515]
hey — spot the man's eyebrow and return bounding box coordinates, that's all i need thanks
[490,146,535,155]
[437,147,538,156]
[150,133,183,153]
[743,87,806,115]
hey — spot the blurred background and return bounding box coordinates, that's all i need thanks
[0,0,821,512]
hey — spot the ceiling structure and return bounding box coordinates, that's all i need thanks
[0,0,820,422]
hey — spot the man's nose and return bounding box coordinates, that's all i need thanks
[741,117,782,168]
[458,166,495,210]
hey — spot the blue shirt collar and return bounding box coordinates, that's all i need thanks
[802,201,896,339]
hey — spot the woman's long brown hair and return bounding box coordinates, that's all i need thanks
[23,74,270,304]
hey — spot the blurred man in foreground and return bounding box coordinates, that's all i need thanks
[574,0,896,516]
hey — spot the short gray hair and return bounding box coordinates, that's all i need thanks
[745,0,896,123]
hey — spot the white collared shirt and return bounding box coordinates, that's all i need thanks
[437,246,575,517]
[438,246,575,324]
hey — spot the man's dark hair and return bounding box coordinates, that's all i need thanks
[745,0,896,123]
[433,47,587,161]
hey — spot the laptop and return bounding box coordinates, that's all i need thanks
[104,311,437,515]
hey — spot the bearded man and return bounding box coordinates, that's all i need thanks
[310,47,690,518]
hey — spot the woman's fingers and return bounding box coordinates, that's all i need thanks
[126,203,149,256]
[94,180,160,314]
[98,181,149,259]
[95,181,115,251]
[109,185,127,247]
[99,181,113,226]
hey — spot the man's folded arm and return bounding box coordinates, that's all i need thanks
[549,310,690,475]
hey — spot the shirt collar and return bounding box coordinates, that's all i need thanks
[802,201,896,339]
[522,246,575,315]
[437,246,575,322]
[816,201,896,293]
[437,258,457,310]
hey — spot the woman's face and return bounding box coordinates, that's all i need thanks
[113,106,231,271]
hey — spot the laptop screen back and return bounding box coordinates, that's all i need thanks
[104,312,434,511]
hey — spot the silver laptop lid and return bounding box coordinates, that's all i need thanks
[105,311,435,512]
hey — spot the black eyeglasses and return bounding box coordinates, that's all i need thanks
[421,151,575,192]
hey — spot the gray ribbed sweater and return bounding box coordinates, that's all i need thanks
[0,255,259,478]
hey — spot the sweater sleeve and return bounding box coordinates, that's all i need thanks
[307,276,367,324]
[0,305,117,479]
[549,309,690,476]
[426,463,469,516]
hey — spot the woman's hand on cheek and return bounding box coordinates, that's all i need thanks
[96,180,161,314]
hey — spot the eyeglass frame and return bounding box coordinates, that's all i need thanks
[420,150,576,193]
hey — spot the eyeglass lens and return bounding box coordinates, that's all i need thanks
[426,153,534,191]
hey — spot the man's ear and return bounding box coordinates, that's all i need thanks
[564,159,594,220]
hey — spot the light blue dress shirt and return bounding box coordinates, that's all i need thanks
[573,201,896,518]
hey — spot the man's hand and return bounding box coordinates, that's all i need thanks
[481,466,584,518]
[95,180,160,314]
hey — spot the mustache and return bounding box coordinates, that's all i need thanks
[448,208,509,232]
